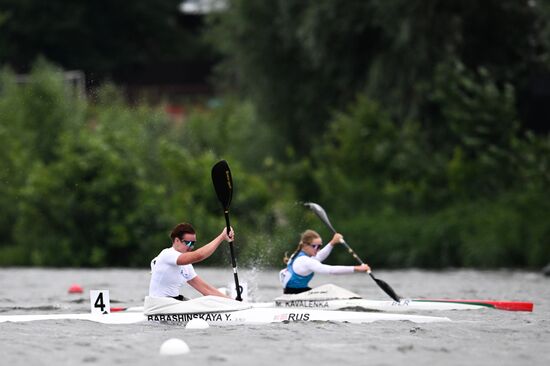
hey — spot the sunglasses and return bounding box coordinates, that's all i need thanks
[181,239,195,249]
[307,243,322,250]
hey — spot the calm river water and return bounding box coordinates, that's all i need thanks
[0,267,548,366]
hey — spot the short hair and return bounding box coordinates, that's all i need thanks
[170,223,196,241]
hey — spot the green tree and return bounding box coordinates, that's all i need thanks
[429,62,521,198]
[0,0,211,77]
[0,60,84,253]
[207,0,378,156]
[208,0,549,157]
[0,60,304,267]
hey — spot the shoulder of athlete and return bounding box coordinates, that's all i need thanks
[176,251,204,265]
[293,255,314,265]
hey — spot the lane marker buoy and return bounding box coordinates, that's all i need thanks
[160,338,190,356]
[186,318,209,329]
[68,284,83,294]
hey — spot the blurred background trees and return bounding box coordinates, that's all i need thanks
[0,0,548,268]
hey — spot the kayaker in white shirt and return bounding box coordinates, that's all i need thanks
[149,222,234,300]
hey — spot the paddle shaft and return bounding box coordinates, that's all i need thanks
[340,240,370,270]
[340,240,381,283]
[326,229,373,274]
[305,202,401,302]
[330,230,401,302]
[224,211,242,301]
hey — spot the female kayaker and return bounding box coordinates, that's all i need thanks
[280,229,370,294]
[149,222,234,300]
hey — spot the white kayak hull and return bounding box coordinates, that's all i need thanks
[0,312,145,324]
[0,307,450,325]
[262,297,533,312]
[265,298,486,311]
[112,298,532,314]
[264,284,533,312]
[102,298,508,314]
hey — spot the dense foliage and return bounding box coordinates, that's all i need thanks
[207,0,550,155]
[1,61,548,269]
[0,62,311,267]
[0,0,549,269]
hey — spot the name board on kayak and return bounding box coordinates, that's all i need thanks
[275,300,330,309]
[146,312,312,323]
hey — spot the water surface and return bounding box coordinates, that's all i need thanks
[0,268,547,366]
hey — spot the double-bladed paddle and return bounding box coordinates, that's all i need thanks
[303,202,402,302]
[212,160,242,301]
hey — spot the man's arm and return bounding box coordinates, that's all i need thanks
[187,276,229,298]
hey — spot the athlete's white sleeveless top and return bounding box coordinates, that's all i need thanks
[149,247,197,297]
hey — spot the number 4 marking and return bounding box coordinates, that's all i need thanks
[94,292,105,312]
[90,290,110,314]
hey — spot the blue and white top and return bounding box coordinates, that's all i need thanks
[280,245,354,289]
[283,251,315,289]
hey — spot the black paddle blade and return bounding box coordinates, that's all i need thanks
[370,273,401,302]
[212,160,233,210]
[303,202,337,233]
